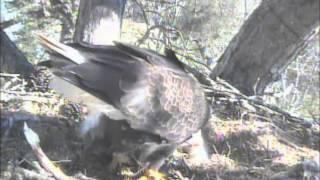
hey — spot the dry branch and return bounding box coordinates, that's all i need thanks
[23,122,73,180]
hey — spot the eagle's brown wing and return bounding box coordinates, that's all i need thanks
[39,36,209,144]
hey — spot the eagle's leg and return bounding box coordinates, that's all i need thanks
[126,143,176,179]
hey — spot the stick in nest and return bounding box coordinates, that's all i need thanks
[23,122,72,180]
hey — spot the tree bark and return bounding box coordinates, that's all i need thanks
[0,28,34,76]
[49,0,75,43]
[210,0,320,96]
[74,0,126,45]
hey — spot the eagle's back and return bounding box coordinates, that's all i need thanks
[38,36,209,143]
[120,63,209,143]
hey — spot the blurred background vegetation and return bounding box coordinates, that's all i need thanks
[1,0,319,119]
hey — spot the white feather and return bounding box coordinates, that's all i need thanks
[50,76,127,134]
[80,111,102,135]
[39,35,86,64]
[120,86,149,116]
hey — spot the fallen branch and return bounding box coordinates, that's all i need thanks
[12,167,55,180]
[23,122,72,180]
[0,73,21,77]
[190,71,319,149]
[270,160,320,180]
[0,91,60,103]
[200,76,316,127]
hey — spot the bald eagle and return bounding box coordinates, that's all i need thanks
[38,35,210,177]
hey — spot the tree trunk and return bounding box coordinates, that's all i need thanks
[210,0,319,96]
[74,0,126,45]
[49,0,75,43]
[0,28,34,76]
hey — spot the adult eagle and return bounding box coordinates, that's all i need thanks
[38,35,210,178]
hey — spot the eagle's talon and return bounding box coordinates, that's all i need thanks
[121,166,165,180]
[138,169,166,180]
[121,165,147,178]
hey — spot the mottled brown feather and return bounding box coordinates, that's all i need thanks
[38,37,210,169]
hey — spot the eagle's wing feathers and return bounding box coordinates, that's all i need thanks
[121,65,209,142]
[38,35,211,171]
[38,36,209,144]
[113,41,186,70]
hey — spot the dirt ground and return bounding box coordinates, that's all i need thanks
[0,71,319,180]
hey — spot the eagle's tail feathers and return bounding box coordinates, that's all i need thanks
[38,34,86,65]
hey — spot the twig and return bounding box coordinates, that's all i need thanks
[1,90,56,97]
[0,73,21,77]
[1,77,21,90]
[132,0,149,25]
[13,167,55,180]
[203,77,313,127]
[1,91,59,103]
[23,122,73,180]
